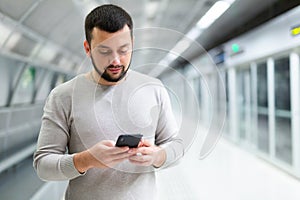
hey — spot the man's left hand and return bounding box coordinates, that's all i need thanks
[128,140,166,167]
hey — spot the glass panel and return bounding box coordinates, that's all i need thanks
[54,73,66,87]
[237,68,252,142]
[35,70,54,103]
[0,57,12,106]
[237,70,246,139]
[257,62,269,153]
[275,117,292,164]
[217,71,227,135]
[257,63,268,108]
[257,114,269,153]
[0,55,24,107]
[274,58,290,110]
[11,66,36,105]
[224,71,230,135]
[274,57,292,164]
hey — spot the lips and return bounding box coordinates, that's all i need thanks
[108,67,121,73]
[107,66,123,74]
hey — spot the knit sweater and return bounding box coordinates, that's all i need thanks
[33,70,183,200]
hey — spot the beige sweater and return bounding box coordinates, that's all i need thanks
[33,70,183,200]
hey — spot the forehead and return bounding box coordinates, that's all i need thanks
[90,25,132,49]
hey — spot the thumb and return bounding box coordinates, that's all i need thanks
[140,139,152,147]
[101,140,115,147]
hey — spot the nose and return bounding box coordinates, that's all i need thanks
[110,53,121,65]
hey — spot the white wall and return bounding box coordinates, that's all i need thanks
[224,6,300,66]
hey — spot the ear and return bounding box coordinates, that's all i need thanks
[83,40,91,56]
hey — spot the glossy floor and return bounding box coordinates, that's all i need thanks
[157,132,300,200]
[1,128,300,200]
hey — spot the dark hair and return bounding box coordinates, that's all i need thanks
[84,4,133,45]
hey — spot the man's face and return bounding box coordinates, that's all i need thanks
[87,25,133,82]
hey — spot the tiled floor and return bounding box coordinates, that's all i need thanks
[156,130,300,200]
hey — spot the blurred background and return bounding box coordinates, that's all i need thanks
[0,0,300,199]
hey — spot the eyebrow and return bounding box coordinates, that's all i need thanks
[97,43,130,49]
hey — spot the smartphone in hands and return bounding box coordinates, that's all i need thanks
[115,134,143,148]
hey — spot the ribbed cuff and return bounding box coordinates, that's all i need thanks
[60,154,85,179]
[159,142,183,169]
[161,145,174,168]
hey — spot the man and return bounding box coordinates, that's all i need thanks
[34,4,183,200]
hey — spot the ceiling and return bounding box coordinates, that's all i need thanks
[0,0,298,76]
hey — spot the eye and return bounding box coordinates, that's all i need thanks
[119,48,130,55]
[97,49,111,55]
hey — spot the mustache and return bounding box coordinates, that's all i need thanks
[104,65,124,70]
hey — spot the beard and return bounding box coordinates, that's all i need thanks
[91,56,130,83]
[101,65,126,82]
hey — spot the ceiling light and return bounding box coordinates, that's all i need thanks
[5,32,21,51]
[197,0,231,29]
[146,1,159,20]
[172,38,192,55]
[36,43,58,62]
[0,22,13,47]
[152,0,236,77]
[186,28,203,40]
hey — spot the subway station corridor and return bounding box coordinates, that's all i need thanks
[2,124,299,200]
[157,126,300,200]
[1,0,300,199]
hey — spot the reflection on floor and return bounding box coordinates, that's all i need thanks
[0,157,44,200]
[1,127,300,200]
[157,130,300,200]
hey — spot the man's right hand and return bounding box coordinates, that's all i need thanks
[74,140,134,173]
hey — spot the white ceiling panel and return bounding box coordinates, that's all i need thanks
[0,0,294,74]
[8,33,38,57]
[0,0,36,20]
[23,0,76,37]
[103,0,147,28]
[47,8,84,57]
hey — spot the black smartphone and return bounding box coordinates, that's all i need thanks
[115,134,143,148]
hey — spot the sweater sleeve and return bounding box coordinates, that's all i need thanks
[33,87,82,181]
[155,85,184,168]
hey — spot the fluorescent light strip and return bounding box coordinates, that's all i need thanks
[152,0,235,77]
[197,0,231,29]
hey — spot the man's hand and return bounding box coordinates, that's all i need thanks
[128,140,166,168]
[74,140,135,173]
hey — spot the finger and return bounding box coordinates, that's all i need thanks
[129,156,151,166]
[129,155,151,163]
[106,157,129,168]
[137,141,143,148]
[110,152,133,162]
[135,147,153,155]
[108,146,130,155]
[129,160,149,166]
[100,151,132,165]
[140,139,152,147]
[127,148,138,154]
[101,140,116,147]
